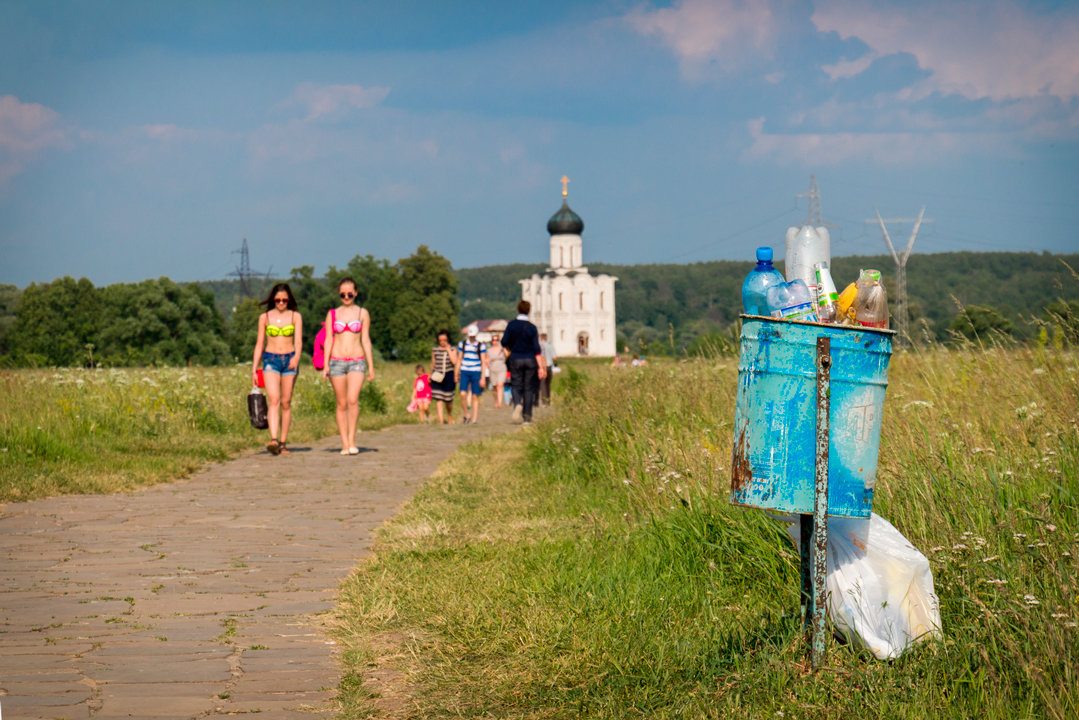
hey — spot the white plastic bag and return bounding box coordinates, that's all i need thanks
[783,512,943,659]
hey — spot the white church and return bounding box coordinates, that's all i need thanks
[520,178,618,357]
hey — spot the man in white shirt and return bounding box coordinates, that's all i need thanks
[538,333,556,407]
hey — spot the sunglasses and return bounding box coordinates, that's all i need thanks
[340,292,356,299]
[274,297,289,304]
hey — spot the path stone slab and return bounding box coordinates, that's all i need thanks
[0,408,523,717]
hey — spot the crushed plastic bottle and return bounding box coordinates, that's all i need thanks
[854,269,888,328]
[766,279,819,323]
[742,246,785,316]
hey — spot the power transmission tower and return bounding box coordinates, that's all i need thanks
[865,208,932,343]
[796,175,839,229]
[228,238,269,299]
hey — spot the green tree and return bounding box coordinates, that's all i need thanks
[949,305,1015,342]
[11,277,100,366]
[98,278,231,365]
[229,297,264,362]
[0,283,20,358]
[390,246,459,361]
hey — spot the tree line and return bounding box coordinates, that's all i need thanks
[457,251,1079,354]
[2,249,1076,367]
[0,245,458,368]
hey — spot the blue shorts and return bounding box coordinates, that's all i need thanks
[459,370,483,395]
[263,351,297,376]
[328,357,368,377]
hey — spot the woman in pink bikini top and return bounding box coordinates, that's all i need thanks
[321,276,375,455]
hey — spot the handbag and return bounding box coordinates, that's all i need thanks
[430,370,445,383]
[247,388,269,429]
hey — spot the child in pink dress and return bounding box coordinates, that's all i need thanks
[410,364,432,422]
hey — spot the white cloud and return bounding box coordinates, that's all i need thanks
[743,116,1013,166]
[626,0,779,77]
[813,0,1079,102]
[0,95,69,188]
[821,53,879,81]
[280,82,391,121]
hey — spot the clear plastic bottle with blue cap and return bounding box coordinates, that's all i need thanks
[741,246,785,315]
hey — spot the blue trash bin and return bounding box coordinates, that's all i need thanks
[730,316,895,518]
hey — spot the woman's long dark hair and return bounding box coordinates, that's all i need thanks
[260,283,298,310]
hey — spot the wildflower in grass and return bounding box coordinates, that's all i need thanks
[903,400,933,410]
[930,546,944,552]
[1023,594,1039,606]
[982,555,1000,563]
[952,543,970,550]
[1052,613,1069,619]
[1013,533,1027,541]
[1044,524,1057,532]
[986,579,1008,585]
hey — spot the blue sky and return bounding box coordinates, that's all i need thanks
[2,0,1077,287]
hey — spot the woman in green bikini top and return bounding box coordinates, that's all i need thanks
[252,283,303,456]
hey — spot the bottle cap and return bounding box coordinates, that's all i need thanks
[755,247,773,262]
[860,268,882,282]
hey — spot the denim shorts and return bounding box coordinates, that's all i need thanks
[459,370,483,395]
[263,351,298,376]
[328,357,368,377]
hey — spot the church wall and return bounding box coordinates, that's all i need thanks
[522,272,617,357]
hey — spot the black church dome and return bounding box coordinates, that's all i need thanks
[547,200,584,235]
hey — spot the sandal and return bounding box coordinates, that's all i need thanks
[278,442,290,455]
[267,439,281,456]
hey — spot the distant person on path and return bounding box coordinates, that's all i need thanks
[456,325,488,424]
[430,330,458,424]
[410,364,431,423]
[487,335,508,408]
[500,300,546,425]
[252,283,303,455]
[321,277,375,455]
[538,332,556,407]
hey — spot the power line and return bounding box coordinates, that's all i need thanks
[865,208,933,343]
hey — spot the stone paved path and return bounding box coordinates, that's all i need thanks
[0,406,523,719]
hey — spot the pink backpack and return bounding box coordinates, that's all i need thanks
[312,309,334,370]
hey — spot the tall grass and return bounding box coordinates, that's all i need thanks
[0,363,420,502]
[335,345,1077,719]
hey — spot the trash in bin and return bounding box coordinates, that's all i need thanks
[731,316,893,518]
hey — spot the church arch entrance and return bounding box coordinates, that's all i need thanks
[577,332,589,356]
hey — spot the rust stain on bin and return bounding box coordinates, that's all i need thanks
[731,425,752,492]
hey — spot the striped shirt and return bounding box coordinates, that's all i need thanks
[457,340,486,373]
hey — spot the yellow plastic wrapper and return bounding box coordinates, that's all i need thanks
[836,282,858,323]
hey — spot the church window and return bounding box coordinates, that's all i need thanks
[600,291,605,310]
[578,292,584,310]
[558,293,563,310]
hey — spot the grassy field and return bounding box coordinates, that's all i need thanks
[333,344,1078,719]
[0,362,420,502]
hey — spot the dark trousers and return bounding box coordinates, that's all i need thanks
[539,366,552,406]
[508,356,539,421]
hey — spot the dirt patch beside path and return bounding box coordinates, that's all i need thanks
[0,406,527,719]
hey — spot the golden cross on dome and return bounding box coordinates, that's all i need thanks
[561,175,570,198]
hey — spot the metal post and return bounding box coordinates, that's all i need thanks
[809,336,831,668]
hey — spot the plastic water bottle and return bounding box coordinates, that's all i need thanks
[766,279,819,323]
[784,225,831,297]
[814,261,840,323]
[741,246,785,315]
